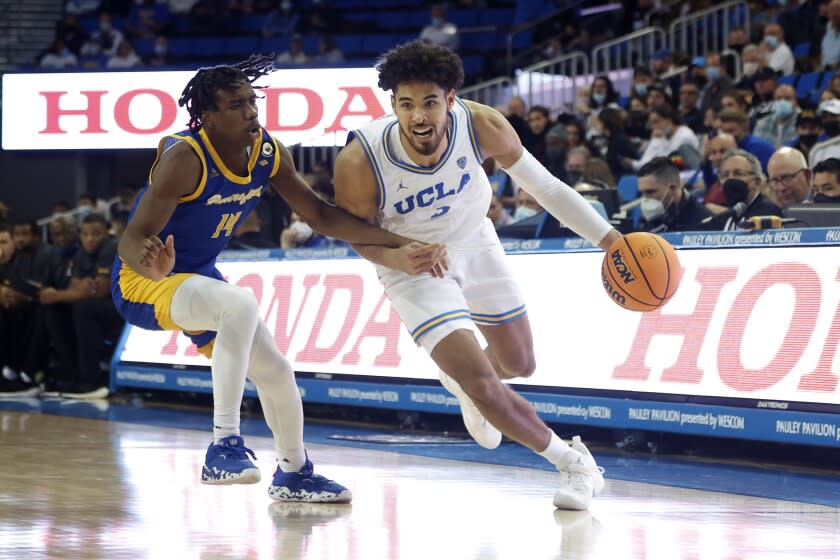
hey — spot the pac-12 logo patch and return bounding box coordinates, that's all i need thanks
[261,142,274,157]
[457,156,467,169]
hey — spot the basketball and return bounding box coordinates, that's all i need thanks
[601,232,682,312]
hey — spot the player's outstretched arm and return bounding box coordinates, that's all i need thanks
[118,142,199,281]
[468,100,621,251]
[333,140,448,277]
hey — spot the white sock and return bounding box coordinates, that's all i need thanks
[214,416,239,443]
[277,448,307,473]
[538,432,578,468]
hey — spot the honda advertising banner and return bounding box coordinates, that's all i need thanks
[1,68,390,149]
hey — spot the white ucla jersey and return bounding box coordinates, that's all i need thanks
[350,98,491,247]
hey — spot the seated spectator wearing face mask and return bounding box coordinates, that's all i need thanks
[637,157,712,232]
[753,84,800,147]
[788,110,823,161]
[511,189,544,222]
[809,100,840,168]
[487,192,515,229]
[812,158,840,203]
[707,149,782,230]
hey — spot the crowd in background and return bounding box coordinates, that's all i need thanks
[6,0,840,397]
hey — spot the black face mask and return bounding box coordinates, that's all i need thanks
[814,193,840,203]
[722,178,750,206]
[824,121,840,137]
[799,133,819,147]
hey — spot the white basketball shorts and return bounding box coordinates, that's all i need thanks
[378,219,527,353]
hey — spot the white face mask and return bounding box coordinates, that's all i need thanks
[640,196,667,221]
[513,206,538,221]
[743,62,758,77]
[291,220,313,241]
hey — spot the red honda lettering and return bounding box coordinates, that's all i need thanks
[39,90,108,134]
[612,267,738,382]
[235,273,264,303]
[719,263,820,391]
[296,274,363,363]
[798,267,840,392]
[113,89,178,134]
[341,293,403,367]
[324,87,386,133]
[161,329,181,355]
[263,87,323,131]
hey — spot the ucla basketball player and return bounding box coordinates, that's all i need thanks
[111,55,445,503]
[333,41,622,510]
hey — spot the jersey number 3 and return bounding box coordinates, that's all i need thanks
[212,212,242,239]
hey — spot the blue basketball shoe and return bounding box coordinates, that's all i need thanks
[268,456,352,503]
[201,435,261,485]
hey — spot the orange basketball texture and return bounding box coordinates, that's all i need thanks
[601,232,682,312]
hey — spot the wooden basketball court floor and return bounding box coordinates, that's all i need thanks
[1,402,840,560]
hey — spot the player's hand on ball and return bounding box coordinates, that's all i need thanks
[139,234,175,281]
[392,242,448,277]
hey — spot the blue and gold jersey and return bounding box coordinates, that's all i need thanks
[111,126,281,343]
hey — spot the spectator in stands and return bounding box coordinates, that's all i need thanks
[280,212,324,248]
[700,53,735,114]
[645,83,671,112]
[147,35,169,66]
[709,149,782,229]
[761,23,795,76]
[829,74,840,98]
[632,66,656,99]
[822,0,840,68]
[505,95,529,141]
[735,44,762,90]
[275,34,309,65]
[789,110,822,160]
[309,161,335,202]
[564,118,599,155]
[512,189,543,222]
[564,146,588,187]
[678,79,705,134]
[314,35,344,64]
[540,36,563,61]
[107,40,143,69]
[625,96,650,140]
[812,157,840,202]
[126,0,171,40]
[263,0,300,38]
[588,76,619,116]
[719,110,776,172]
[0,201,8,223]
[810,99,840,166]
[110,211,129,239]
[90,11,125,57]
[39,214,121,398]
[419,4,459,51]
[637,157,712,232]
[256,186,292,249]
[522,105,552,166]
[720,90,751,116]
[701,132,738,210]
[728,26,749,55]
[78,36,105,68]
[583,158,616,189]
[768,147,813,207]
[750,67,779,124]
[487,192,515,229]
[651,50,675,79]
[40,39,79,69]
[169,0,199,14]
[55,13,86,54]
[228,212,275,249]
[632,104,700,170]
[754,84,800,147]
[598,107,638,179]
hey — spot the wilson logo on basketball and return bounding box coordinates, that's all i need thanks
[610,249,635,284]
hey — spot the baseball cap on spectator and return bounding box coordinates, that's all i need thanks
[818,99,840,116]
[652,49,671,61]
[690,56,705,68]
[797,110,820,126]
[754,67,778,82]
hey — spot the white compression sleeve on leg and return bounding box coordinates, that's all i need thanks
[503,149,614,246]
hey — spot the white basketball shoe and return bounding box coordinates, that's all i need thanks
[438,370,502,449]
[571,435,605,496]
[552,454,594,510]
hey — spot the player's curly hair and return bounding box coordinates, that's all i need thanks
[376,40,464,93]
[178,54,276,131]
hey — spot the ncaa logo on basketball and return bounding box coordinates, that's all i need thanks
[261,142,273,157]
[611,249,635,284]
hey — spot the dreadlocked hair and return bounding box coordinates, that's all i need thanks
[376,40,464,94]
[178,53,276,131]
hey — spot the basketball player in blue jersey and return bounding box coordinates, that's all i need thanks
[333,41,623,510]
[112,55,445,503]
